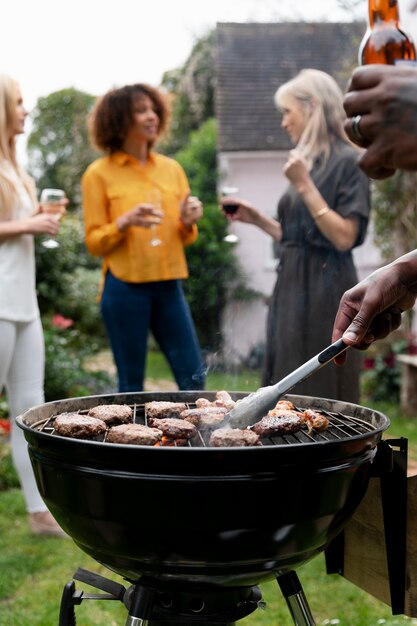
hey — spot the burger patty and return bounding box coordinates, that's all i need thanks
[250,411,305,437]
[107,423,162,446]
[180,406,228,429]
[145,401,188,420]
[53,413,107,439]
[209,427,260,447]
[147,417,197,439]
[88,404,133,425]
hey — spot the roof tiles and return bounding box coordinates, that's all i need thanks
[216,22,365,151]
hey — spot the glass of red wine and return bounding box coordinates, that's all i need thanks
[221,186,239,243]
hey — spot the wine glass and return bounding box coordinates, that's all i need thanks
[220,186,239,244]
[40,188,66,249]
[145,189,163,247]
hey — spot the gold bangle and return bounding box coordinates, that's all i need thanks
[314,207,331,220]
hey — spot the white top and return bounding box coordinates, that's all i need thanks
[0,168,39,322]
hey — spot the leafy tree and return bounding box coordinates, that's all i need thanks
[162,33,253,352]
[160,30,216,154]
[27,88,99,206]
[184,202,240,352]
[371,172,417,335]
[175,117,217,203]
[175,118,252,352]
[372,173,417,262]
[27,88,104,334]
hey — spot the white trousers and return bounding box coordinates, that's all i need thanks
[0,317,47,512]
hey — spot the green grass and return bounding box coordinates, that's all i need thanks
[0,489,128,625]
[361,400,417,465]
[1,485,417,626]
[146,348,261,392]
[2,352,417,624]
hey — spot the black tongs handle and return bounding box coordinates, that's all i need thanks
[271,338,349,399]
[318,338,348,364]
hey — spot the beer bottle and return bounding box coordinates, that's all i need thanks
[359,0,416,65]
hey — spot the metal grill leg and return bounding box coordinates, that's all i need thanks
[59,581,78,626]
[125,584,155,626]
[276,571,316,626]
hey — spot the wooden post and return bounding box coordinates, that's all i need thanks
[397,355,417,417]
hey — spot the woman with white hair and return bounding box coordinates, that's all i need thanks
[221,69,370,402]
[0,74,66,536]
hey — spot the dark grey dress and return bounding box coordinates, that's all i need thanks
[262,140,370,403]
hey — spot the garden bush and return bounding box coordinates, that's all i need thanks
[360,340,405,403]
[0,444,19,492]
[32,210,113,402]
[35,210,100,311]
[43,314,114,401]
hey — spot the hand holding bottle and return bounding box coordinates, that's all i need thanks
[344,64,417,178]
[359,0,416,66]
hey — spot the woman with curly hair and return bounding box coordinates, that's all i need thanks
[82,83,206,392]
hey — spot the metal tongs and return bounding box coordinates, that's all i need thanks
[227,338,349,428]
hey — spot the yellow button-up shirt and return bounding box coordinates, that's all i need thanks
[81,151,198,286]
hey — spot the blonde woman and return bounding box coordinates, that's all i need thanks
[0,74,65,536]
[221,69,370,403]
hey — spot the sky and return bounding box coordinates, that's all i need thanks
[2,0,364,112]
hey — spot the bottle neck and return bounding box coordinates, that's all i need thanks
[368,0,400,26]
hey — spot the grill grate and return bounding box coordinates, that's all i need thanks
[31,403,377,447]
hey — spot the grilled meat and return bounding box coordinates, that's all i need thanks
[302,409,330,433]
[88,404,132,425]
[195,397,212,408]
[213,390,236,410]
[267,407,303,419]
[147,417,196,439]
[195,391,235,411]
[107,423,162,446]
[47,394,329,447]
[250,411,304,437]
[250,400,330,438]
[145,401,188,420]
[54,413,107,439]
[274,400,296,411]
[180,406,228,429]
[209,427,259,447]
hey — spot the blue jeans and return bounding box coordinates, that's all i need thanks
[101,272,206,392]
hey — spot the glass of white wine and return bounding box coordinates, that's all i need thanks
[40,188,67,249]
[145,189,163,247]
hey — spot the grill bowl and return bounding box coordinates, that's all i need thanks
[17,391,389,586]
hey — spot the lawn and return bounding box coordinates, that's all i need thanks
[1,350,417,625]
[1,486,417,626]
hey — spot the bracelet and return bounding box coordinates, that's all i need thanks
[314,206,331,220]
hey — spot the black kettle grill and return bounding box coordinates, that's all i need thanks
[17,391,405,626]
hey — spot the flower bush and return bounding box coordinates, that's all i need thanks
[43,314,115,401]
[51,314,74,330]
[0,443,19,491]
[30,211,114,402]
[360,339,406,403]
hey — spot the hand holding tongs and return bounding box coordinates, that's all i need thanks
[227,338,349,428]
